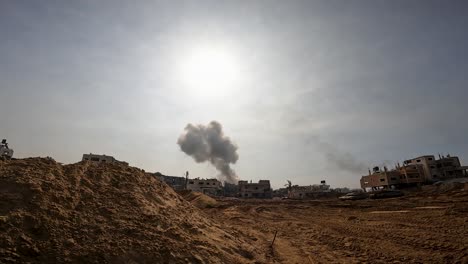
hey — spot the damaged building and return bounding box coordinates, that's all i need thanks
[154,173,187,191]
[360,165,424,191]
[154,173,223,196]
[238,180,272,198]
[360,154,468,190]
[82,153,128,166]
[223,182,239,197]
[288,180,331,199]
[187,178,223,196]
[403,154,467,182]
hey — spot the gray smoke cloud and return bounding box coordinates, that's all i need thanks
[309,136,367,174]
[177,121,239,183]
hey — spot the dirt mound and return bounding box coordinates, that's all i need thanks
[420,181,468,197]
[0,158,259,263]
[178,191,219,209]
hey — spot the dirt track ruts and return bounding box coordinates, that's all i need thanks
[203,194,468,264]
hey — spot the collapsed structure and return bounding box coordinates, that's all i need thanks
[360,154,468,190]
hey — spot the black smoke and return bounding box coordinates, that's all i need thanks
[177,121,239,183]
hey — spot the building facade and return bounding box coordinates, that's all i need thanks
[154,173,225,194]
[404,154,466,182]
[398,164,426,184]
[154,173,187,191]
[289,181,331,199]
[187,178,222,196]
[82,153,128,166]
[360,154,467,190]
[223,182,239,197]
[403,155,437,182]
[238,180,272,198]
[360,165,424,191]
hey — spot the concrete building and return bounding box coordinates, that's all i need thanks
[154,173,187,191]
[404,154,467,182]
[223,182,239,197]
[154,171,224,196]
[403,155,437,182]
[289,181,331,199]
[361,154,467,190]
[360,165,424,191]
[187,178,222,196]
[82,153,128,166]
[435,156,467,180]
[238,180,272,198]
[397,164,426,184]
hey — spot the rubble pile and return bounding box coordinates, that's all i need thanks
[0,158,257,263]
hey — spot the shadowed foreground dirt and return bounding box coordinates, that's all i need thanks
[202,192,468,263]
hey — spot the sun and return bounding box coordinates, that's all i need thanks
[179,46,240,97]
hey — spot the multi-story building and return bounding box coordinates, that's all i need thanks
[397,164,426,184]
[186,178,222,196]
[403,154,466,182]
[361,167,403,191]
[403,155,437,182]
[361,154,467,190]
[238,180,272,198]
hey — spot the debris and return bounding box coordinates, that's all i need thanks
[270,230,278,248]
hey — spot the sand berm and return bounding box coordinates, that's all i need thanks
[0,158,260,263]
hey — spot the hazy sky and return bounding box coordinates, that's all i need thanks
[1,0,467,188]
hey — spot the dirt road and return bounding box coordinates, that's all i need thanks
[203,193,468,263]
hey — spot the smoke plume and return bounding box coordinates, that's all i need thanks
[309,136,367,174]
[177,121,239,183]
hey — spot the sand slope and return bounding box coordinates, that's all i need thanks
[178,190,219,209]
[0,158,259,263]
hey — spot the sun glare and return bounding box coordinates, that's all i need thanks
[179,46,240,97]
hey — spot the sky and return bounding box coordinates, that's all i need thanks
[1,0,467,189]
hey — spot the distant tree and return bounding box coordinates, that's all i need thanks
[285,180,292,198]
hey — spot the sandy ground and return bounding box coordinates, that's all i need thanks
[0,158,260,263]
[1,158,467,263]
[202,193,468,264]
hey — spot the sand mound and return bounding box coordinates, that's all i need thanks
[178,191,219,209]
[0,158,258,263]
[420,181,468,197]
